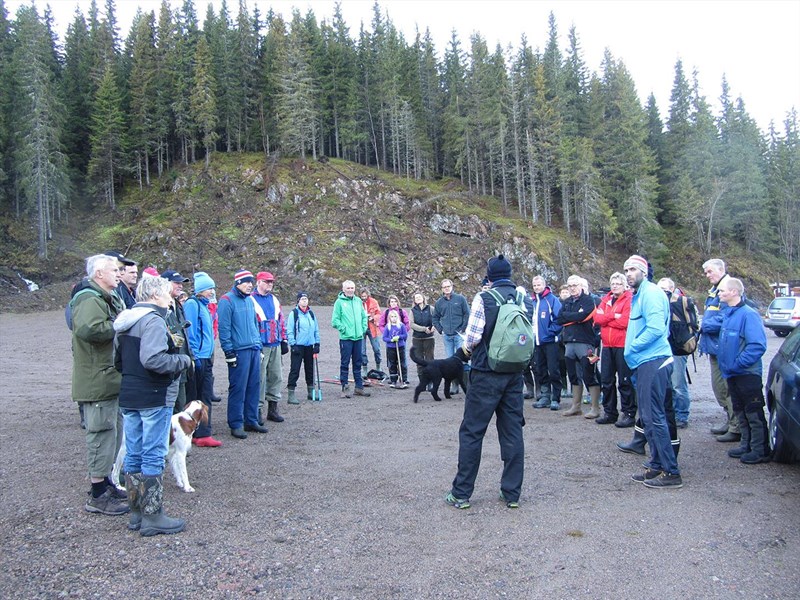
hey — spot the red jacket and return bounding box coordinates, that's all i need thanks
[363,296,381,337]
[593,290,632,348]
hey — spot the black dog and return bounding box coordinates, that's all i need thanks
[409,347,469,403]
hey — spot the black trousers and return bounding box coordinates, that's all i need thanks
[386,345,408,383]
[288,345,315,389]
[600,346,636,418]
[533,342,562,397]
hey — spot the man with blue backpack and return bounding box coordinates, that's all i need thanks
[446,254,533,510]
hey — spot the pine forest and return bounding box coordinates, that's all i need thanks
[0,0,798,267]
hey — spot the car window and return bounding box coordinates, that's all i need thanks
[779,327,800,361]
[769,298,799,310]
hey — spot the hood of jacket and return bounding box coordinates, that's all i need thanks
[113,304,164,333]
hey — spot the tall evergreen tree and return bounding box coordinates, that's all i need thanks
[88,64,125,208]
[190,34,218,168]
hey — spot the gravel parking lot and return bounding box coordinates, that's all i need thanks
[0,307,798,599]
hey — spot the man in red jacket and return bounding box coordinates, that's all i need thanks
[593,272,635,427]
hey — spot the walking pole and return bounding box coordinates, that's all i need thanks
[395,342,403,387]
[313,353,323,402]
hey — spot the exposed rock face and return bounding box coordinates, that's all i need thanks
[429,214,490,239]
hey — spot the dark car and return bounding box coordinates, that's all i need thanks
[765,326,800,462]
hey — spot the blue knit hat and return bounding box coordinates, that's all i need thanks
[194,272,215,293]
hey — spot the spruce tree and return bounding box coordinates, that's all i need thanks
[87,64,124,208]
[190,34,218,168]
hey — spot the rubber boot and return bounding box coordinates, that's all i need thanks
[139,474,185,537]
[728,412,750,458]
[617,419,647,455]
[267,400,285,422]
[585,386,601,419]
[307,386,314,400]
[286,389,299,405]
[740,405,771,464]
[124,472,143,531]
[362,365,369,379]
[563,383,583,416]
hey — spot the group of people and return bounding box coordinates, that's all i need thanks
[70,249,771,530]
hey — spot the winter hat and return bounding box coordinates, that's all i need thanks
[296,291,309,302]
[486,254,512,281]
[257,271,275,282]
[234,269,255,285]
[194,272,216,293]
[142,267,160,277]
[623,255,648,275]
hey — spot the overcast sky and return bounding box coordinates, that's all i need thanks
[8,0,800,132]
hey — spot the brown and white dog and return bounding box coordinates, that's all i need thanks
[112,400,208,493]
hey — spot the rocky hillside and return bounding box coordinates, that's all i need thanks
[0,154,783,312]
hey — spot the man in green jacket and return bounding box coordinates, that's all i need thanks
[331,280,370,398]
[71,254,128,516]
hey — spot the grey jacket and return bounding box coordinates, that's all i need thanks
[433,293,470,335]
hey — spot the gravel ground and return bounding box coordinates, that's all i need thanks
[0,307,798,599]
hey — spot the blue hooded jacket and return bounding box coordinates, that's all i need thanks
[623,279,672,370]
[183,295,215,360]
[523,286,562,344]
[699,273,730,356]
[717,300,766,378]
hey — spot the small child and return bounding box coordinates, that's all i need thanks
[382,309,408,388]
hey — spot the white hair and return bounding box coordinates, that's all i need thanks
[86,254,117,280]
[136,275,173,301]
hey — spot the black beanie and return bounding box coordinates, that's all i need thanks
[486,254,512,281]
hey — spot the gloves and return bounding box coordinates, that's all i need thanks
[313,343,320,354]
[455,346,471,363]
[391,335,400,342]
[225,351,238,368]
[281,341,289,355]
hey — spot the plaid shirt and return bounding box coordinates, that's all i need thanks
[464,293,485,352]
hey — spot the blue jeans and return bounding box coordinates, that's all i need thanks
[635,358,679,475]
[122,406,172,477]
[227,348,261,430]
[339,338,364,388]
[671,355,690,423]
[362,332,382,369]
[443,332,470,373]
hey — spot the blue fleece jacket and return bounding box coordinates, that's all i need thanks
[183,295,215,359]
[717,301,766,378]
[624,279,672,370]
[286,306,320,347]
[217,286,261,353]
[699,273,730,356]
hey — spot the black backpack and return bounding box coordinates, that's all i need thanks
[668,295,699,356]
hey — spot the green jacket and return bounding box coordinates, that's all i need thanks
[71,281,125,401]
[331,292,368,341]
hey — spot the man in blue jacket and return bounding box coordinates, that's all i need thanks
[526,275,563,410]
[623,255,682,489]
[700,258,740,442]
[218,270,265,439]
[717,278,770,464]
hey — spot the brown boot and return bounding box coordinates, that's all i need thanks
[585,386,601,419]
[563,384,583,416]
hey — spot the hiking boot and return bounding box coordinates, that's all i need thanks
[210,393,223,403]
[595,414,616,425]
[85,487,130,516]
[230,428,248,439]
[193,436,222,447]
[244,422,268,433]
[631,468,662,483]
[615,415,635,428]
[341,385,351,398]
[716,431,741,443]
[642,472,683,489]
[267,401,284,422]
[499,491,519,508]
[533,396,550,409]
[445,493,470,509]
[354,387,371,397]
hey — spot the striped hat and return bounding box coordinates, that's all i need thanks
[234,269,255,285]
[623,255,648,274]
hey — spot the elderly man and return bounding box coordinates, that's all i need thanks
[700,259,740,442]
[556,275,601,418]
[718,278,770,464]
[218,270,265,439]
[624,255,682,489]
[253,271,288,421]
[70,254,128,515]
[433,279,470,394]
[332,280,370,398]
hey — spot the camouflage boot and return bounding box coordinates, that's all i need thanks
[124,472,143,531]
[139,474,185,537]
